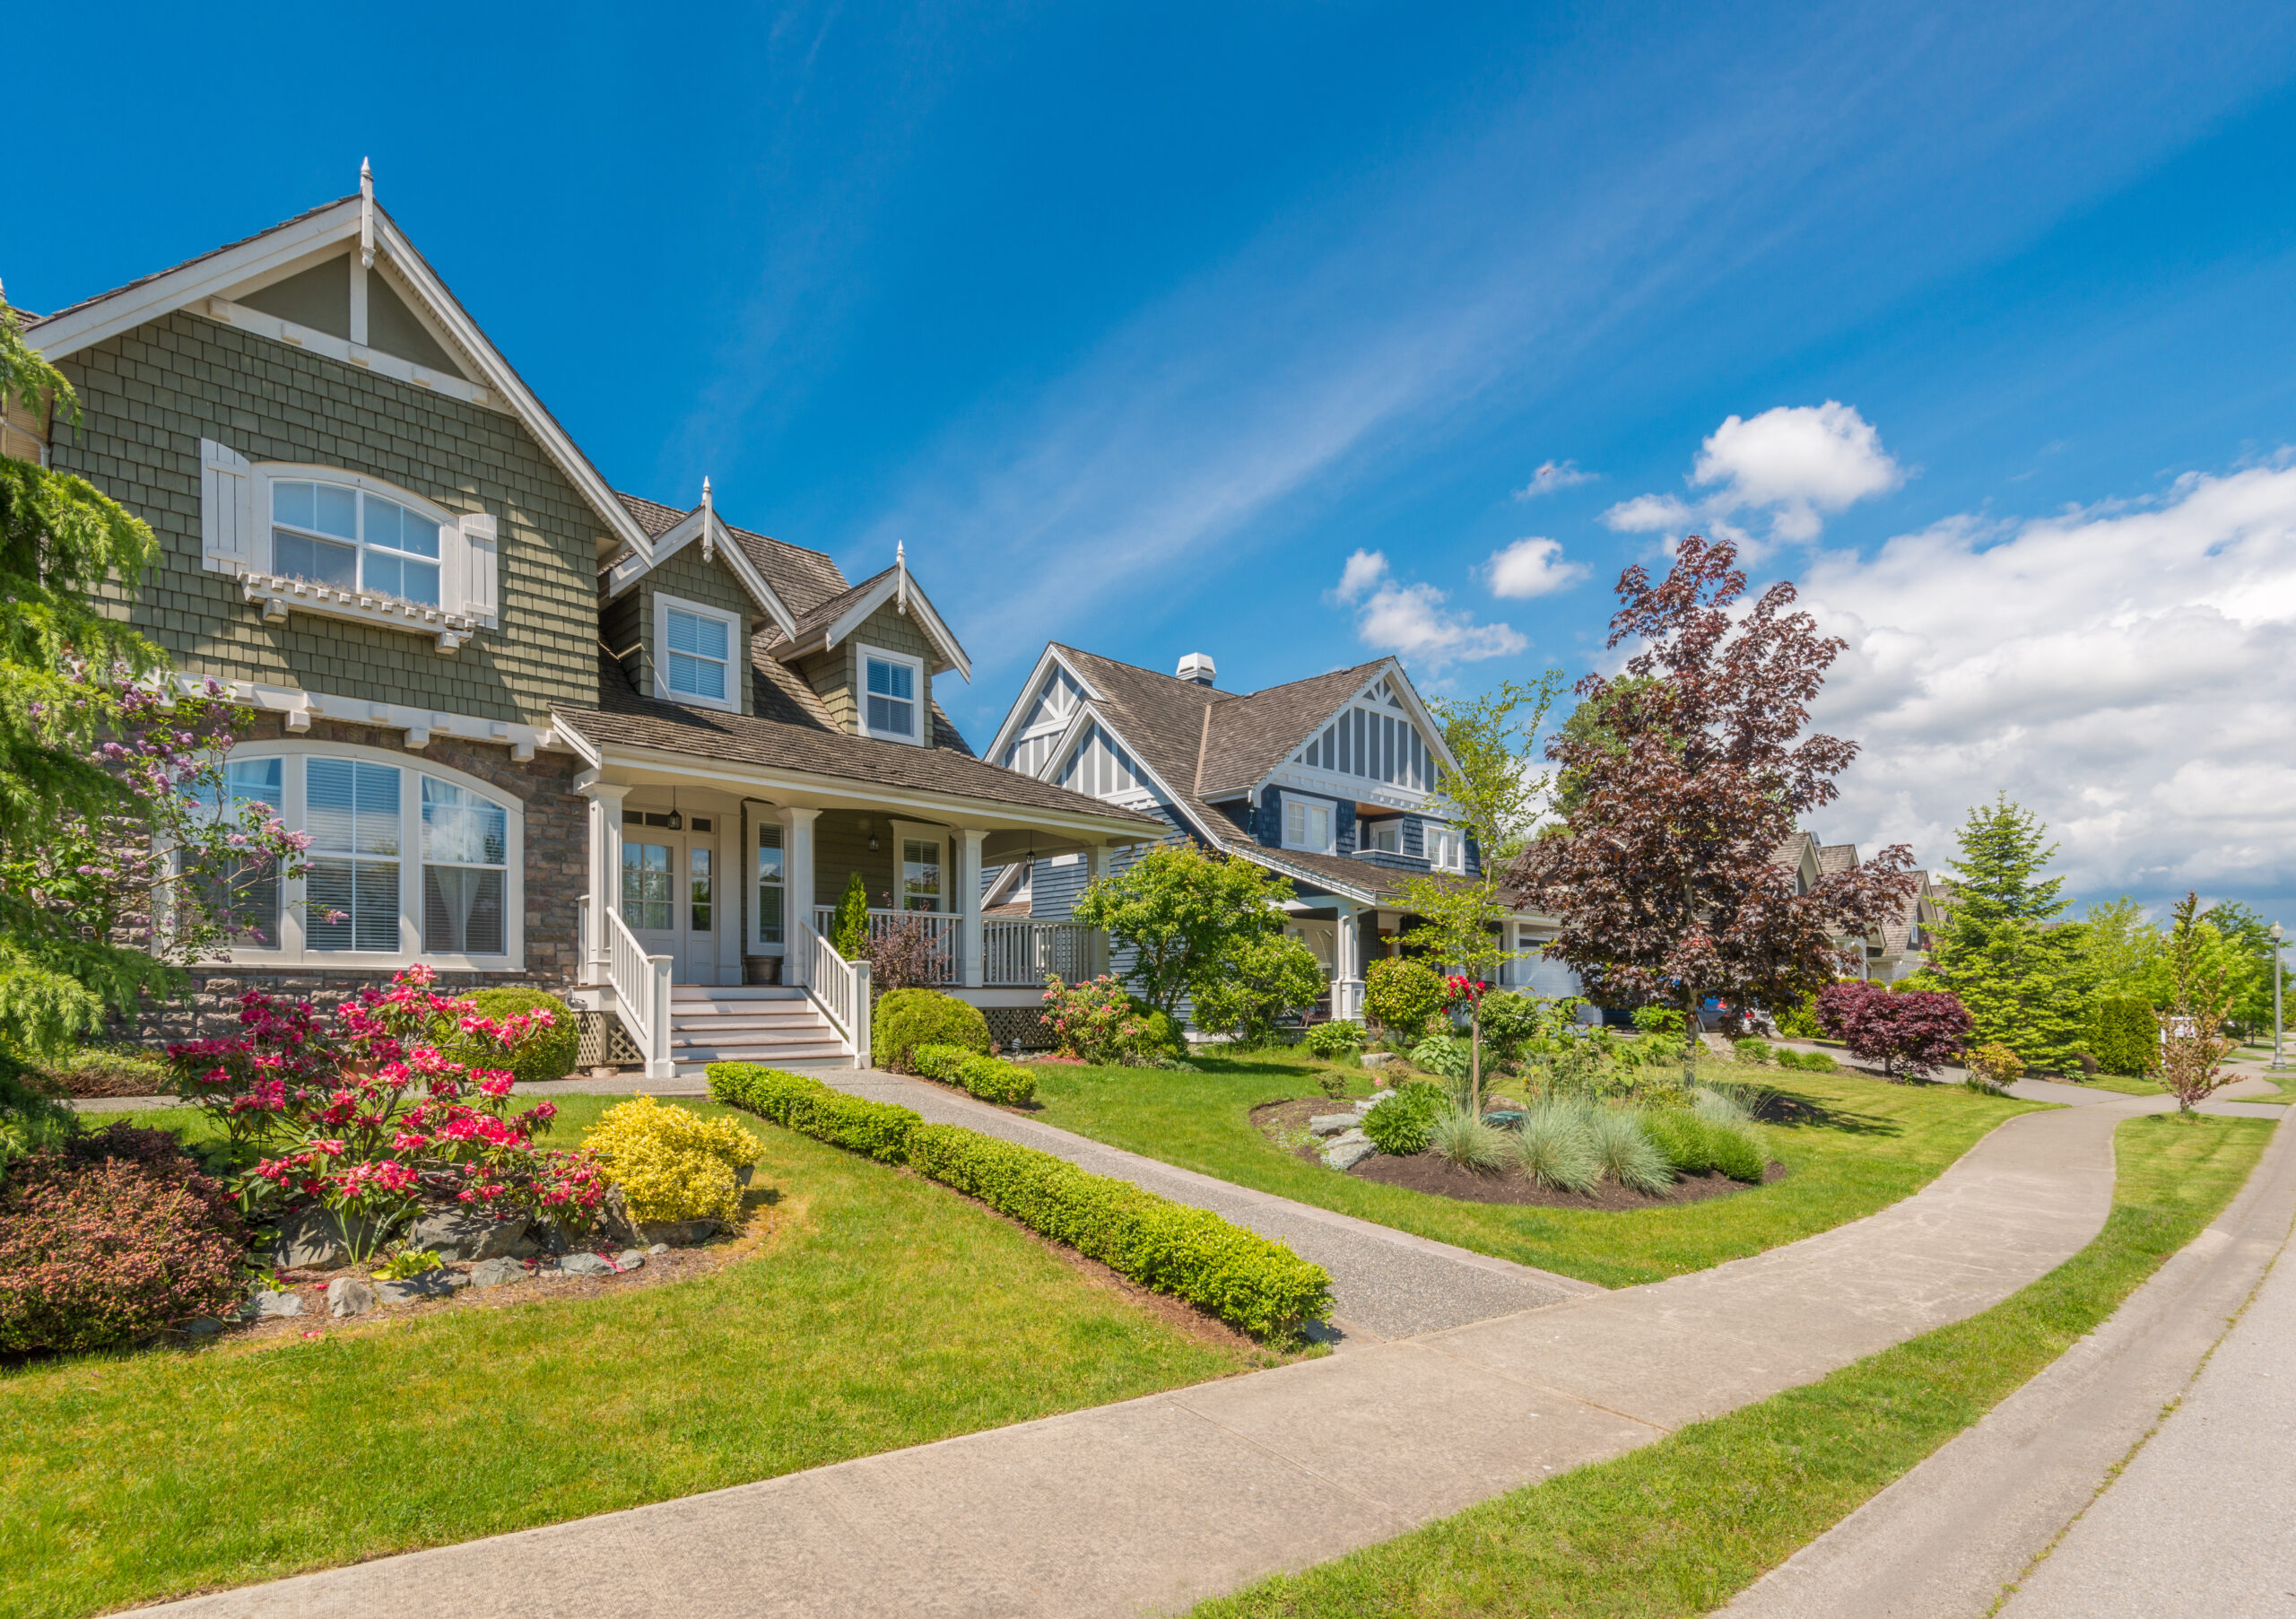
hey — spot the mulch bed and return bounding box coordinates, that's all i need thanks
[1251,1096,1786,1211]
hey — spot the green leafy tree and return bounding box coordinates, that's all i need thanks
[1930,796,2092,1072]
[2200,899,2274,1035]
[2159,892,2238,1112]
[2082,896,2167,1003]
[1188,934,1326,1048]
[1364,957,1447,1035]
[1426,673,1564,867]
[1396,875,1519,1116]
[1071,845,1290,1020]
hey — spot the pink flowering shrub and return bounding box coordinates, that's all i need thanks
[1039,975,1153,1065]
[0,1124,246,1354]
[166,966,607,1256]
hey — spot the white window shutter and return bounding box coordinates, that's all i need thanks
[199,440,254,570]
[459,513,499,621]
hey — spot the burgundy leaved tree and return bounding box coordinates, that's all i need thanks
[1815,982,1972,1081]
[1509,535,1918,1084]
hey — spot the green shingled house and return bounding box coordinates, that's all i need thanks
[17,168,1157,1075]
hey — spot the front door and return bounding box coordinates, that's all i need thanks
[621,828,721,985]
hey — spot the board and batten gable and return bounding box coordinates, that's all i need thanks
[49,309,602,728]
[602,538,755,718]
[1000,663,1089,777]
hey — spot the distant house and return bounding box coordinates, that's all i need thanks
[1774,832,1945,983]
[981,646,1580,1022]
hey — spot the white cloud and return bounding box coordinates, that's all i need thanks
[1694,401,1904,541]
[1799,459,2296,903]
[1333,547,1390,604]
[1485,535,1588,597]
[1334,553,1526,666]
[1605,402,1904,546]
[1515,460,1596,500]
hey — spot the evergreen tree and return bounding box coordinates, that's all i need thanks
[1932,795,2091,1071]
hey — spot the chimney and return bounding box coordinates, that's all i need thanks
[1175,652,1217,688]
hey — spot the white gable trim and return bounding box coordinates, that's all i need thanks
[23,196,656,563]
[1026,701,1221,848]
[780,569,972,682]
[984,644,1104,766]
[1253,657,1461,807]
[600,504,798,641]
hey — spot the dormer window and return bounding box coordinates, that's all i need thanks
[272,480,442,605]
[862,646,925,744]
[652,594,741,713]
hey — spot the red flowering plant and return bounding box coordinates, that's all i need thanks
[166,966,607,1258]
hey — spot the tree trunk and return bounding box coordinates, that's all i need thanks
[1683,986,1700,1090]
[1471,1008,1483,1118]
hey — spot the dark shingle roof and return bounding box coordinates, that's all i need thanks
[1196,661,1390,797]
[1817,842,1858,876]
[612,492,848,620]
[784,566,897,640]
[23,194,360,332]
[556,656,1155,827]
[1229,844,1487,907]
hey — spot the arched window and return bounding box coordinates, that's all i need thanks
[200,743,521,966]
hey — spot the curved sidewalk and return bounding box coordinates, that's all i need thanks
[152,1087,2163,1618]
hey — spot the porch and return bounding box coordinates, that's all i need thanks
[567,771,1133,1078]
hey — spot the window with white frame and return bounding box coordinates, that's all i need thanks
[1282,793,1335,855]
[755,822,785,947]
[862,646,924,743]
[191,757,285,947]
[653,595,739,709]
[272,479,443,605]
[1427,825,1465,873]
[197,745,519,965]
[1368,821,1402,855]
[901,838,944,911]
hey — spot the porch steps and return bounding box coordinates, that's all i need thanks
[667,985,850,1075]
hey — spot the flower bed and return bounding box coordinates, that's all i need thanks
[707,1062,1330,1339]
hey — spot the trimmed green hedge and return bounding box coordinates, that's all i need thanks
[871,988,991,1072]
[461,988,582,1084]
[707,1063,1329,1338]
[706,1063,920,1162]
[912,1043,1038,1106]
[904,1123,1331,1340]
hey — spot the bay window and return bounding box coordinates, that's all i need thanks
[197,744,520,965]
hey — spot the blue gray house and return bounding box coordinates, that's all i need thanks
[981,646,1579,1022]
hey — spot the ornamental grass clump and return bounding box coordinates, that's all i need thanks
[1514,1100,1600,1193]
[1427,1104,1510,1171]
[1587,1107,1674,1196]
[581,1095,760,1225]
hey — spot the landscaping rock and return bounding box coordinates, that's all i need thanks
[253,1290,304,1319]
[375,1272,455,1305]
[1326,1136,1379,1171]
[1361,1052,1397,1067]
[614,1249,648,1270]
[326,1278,376,1319]
[467,1258,526,1288]
[1308,1113,1361,1136]
[639,1219,717,1248]
[181,1317,224,1337]
[404,1206,528,1262]
[648,1242,669,1256]
[556,1252,616,1277]
[272,1208,351,1270]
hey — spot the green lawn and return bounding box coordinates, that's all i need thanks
[1025,1054,2046,1287]
[2,1095,1263,1619]
[1195,1109,2274,1618]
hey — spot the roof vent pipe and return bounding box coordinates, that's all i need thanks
[1176,652,1217,687]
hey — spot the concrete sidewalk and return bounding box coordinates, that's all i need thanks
[151,1086,2163,1618]
[1719,1088,2294,1619]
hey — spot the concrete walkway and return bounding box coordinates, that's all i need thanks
[1719,1086,2295,1619]
[151,1082,2171,1618]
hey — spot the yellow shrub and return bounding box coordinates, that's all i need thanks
[581,1096,761,1224]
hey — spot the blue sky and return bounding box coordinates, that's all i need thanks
[17,2,2296,912]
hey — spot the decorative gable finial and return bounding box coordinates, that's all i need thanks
[896,540,909,616]
[700,475,715,563]
[359,158,375,268]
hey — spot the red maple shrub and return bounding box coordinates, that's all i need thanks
[1816,981,1973,1081]
[0,1124,247,1354]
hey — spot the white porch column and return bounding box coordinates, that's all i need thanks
[1087,843,1115,977]
[956,827,987,988]
[578,781,630,986]
[782,806,820,983]
[1332,900,1367,1023]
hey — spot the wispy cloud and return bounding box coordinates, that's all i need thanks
[1514,459,1596,500]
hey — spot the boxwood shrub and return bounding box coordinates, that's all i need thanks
[708,1063,1330,1338]
[904,1123,1330,1338]
[462,988,583,1083]
[910,1044,1037,1106]
[871,989,991,1073]
[707,1063,920,1162]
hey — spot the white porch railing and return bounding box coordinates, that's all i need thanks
[794,920,872,1070]
[812,906,1100,987]
[606,908,674,1080]
[986,919,1095,987]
